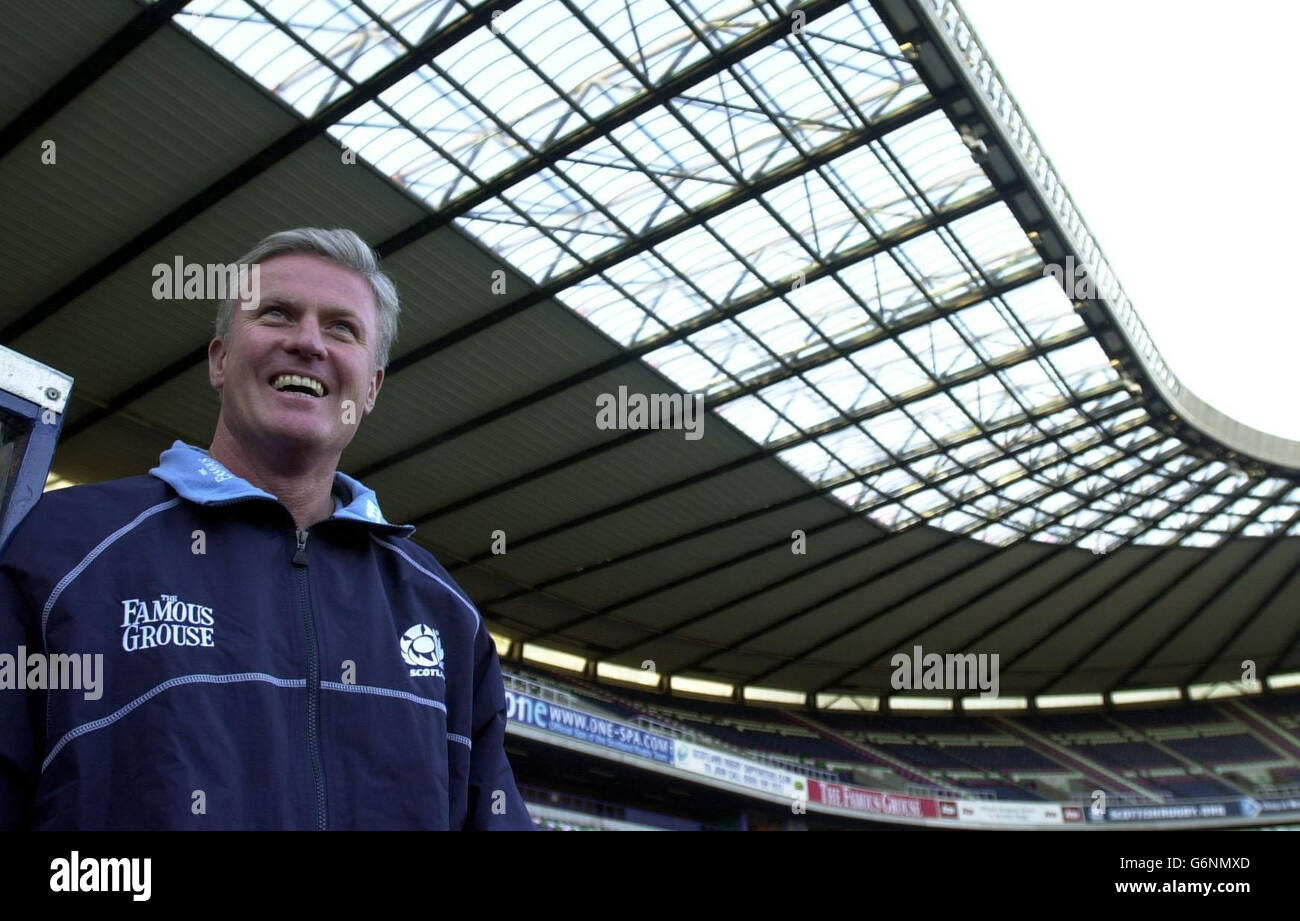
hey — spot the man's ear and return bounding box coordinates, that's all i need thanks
[363,365,384,415]
[208,338,227,392]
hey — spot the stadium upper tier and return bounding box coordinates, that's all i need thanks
[6,0,1300,702]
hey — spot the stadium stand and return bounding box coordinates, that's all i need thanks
[9,0,1300,834]
[507,660,1300,815]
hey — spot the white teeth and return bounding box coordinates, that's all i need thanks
[271,374,325,397]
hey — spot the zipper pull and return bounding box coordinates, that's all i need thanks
[293,529,309,567]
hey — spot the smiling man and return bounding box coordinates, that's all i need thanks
[207,249,387,530]
[0,228,532,830]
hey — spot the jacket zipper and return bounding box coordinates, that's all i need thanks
[293,528,328,830]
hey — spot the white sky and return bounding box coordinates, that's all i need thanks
[959,0,1300,440]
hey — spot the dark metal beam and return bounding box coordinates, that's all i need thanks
[0,0,191,159]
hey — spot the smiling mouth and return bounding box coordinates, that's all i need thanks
[269,373,328,398]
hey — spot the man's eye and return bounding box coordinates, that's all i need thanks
[333,321,356,335]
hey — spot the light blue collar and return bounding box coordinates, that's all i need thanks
[149,441,414,536]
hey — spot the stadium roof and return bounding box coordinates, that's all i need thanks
[5,0,1300,707]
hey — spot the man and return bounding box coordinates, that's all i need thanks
[0,228,532,830]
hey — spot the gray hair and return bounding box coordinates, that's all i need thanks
[215,227,400,369]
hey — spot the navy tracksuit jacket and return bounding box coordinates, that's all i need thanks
[0,441,532,830]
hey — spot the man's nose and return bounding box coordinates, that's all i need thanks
[286,314,328,358]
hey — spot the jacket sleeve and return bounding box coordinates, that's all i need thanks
[0,552,44,830]
[462,625,532,830]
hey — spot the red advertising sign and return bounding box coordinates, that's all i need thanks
[808,780,938,819]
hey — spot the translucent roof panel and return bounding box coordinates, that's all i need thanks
[173,0,1299,551]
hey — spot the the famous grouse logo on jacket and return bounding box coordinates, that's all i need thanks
[400,624,444,678]
[120,595,215,652]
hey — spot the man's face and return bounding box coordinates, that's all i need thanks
[207,253,384,461]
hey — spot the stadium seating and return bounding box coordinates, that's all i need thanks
[506,663,1300,807]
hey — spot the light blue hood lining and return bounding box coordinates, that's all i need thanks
[149,441,415,536]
